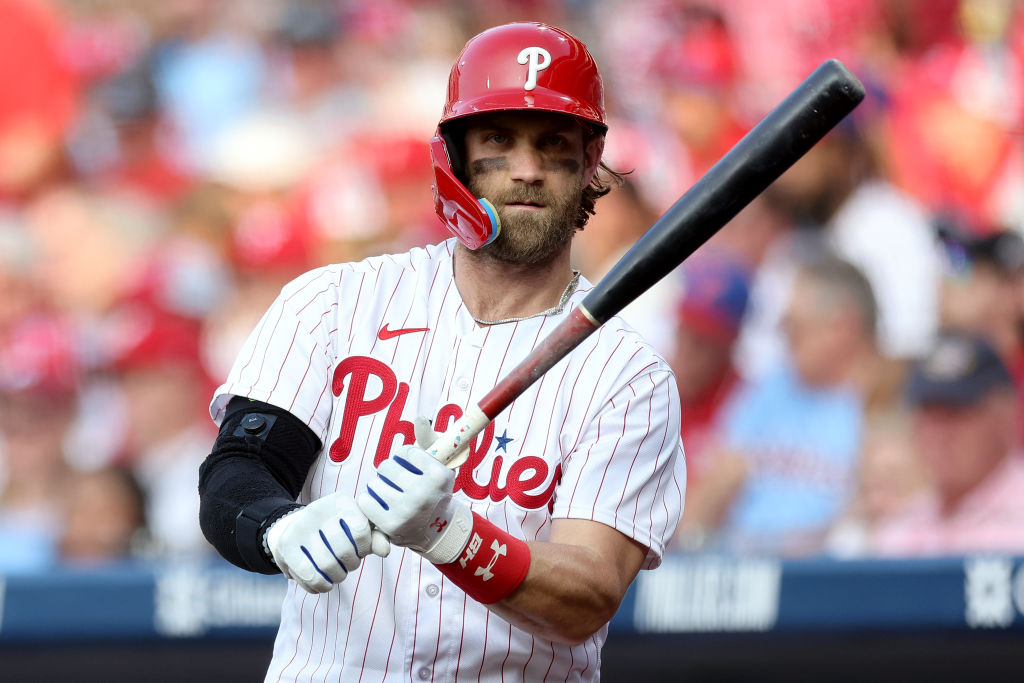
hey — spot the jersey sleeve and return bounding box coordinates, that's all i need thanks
[551,366,686,570]
[209,267,342,445]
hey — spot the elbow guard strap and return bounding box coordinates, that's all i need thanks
[435,513,531,605]
[235,498,303,574]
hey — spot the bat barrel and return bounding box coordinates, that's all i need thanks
[581,58,865,324]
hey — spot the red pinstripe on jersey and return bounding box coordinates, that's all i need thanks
[613,383,654,526]
[562,336,620,514]
[589,393,627,519]
[308,591,332,681]
[290,593,322,680]
[453,590,468,681]
[476,609,490,681]
[274,586,308,683]
[210,240,685,682]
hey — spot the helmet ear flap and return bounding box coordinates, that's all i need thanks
[429,130,501,250]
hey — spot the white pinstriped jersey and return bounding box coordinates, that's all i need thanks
[211,239,686,682]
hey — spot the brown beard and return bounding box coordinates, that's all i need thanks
[467,176,584,265]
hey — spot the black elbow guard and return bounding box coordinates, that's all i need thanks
[199,398,321,574]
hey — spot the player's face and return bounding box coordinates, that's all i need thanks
[463,111,597,265]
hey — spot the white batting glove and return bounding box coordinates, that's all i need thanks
[357,418,473,565]
[266,491,391,594]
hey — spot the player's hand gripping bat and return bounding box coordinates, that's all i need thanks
[428,58,866,468]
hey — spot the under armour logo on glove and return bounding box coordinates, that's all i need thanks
[430,517,448,533]
[474,540,507,582]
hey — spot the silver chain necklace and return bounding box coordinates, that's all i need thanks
[470,270,581,326]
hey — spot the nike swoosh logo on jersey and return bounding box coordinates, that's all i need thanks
[378,324,430,340]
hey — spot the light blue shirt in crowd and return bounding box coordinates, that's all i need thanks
[717,364,863,555]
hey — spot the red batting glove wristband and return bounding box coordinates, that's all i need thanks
[435,512,531,605]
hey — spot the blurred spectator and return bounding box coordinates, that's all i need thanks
[937,223,1024,433]
[0,210,43,331]
[825,131,944,367]
[871,331,1024,556]
[103,301,215,559]
[168,183,235,258]
[650,4,748,181]
[23,186,164,319]
[58,465,148,566]
[938,222,1024,363]
[0,314,80,572]
[714,0,897,110]
[0,0,79,202]
[150,5,268,175]
[339,2,467,134]
[884,13,1024,235]
[737,125,942,381]
[67,57,191,204]
[265,1,363,148]
[668,250,751,482]
[198,108,321,380]
[825,411,930,557]
[301,132,439,266]
[677,257,877,556]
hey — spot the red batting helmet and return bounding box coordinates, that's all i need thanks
[430,22,607,250]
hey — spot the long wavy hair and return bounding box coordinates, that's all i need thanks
[577,155,629,231]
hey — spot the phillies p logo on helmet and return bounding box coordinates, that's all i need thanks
[517,46,551,91]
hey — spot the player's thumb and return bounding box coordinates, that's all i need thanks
[370,528,391,558]
[413,416,438,450]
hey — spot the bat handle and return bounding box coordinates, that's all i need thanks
[425,404,492,468]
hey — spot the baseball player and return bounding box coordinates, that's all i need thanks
[199,22,685,682]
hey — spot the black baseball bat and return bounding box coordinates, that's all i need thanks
[429,58,866,467]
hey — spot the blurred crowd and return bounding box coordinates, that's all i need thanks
[1,0,1024,573]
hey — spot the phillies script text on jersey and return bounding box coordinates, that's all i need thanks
[329,355,560,510]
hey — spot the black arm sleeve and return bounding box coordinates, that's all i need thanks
[198,396,322,574]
